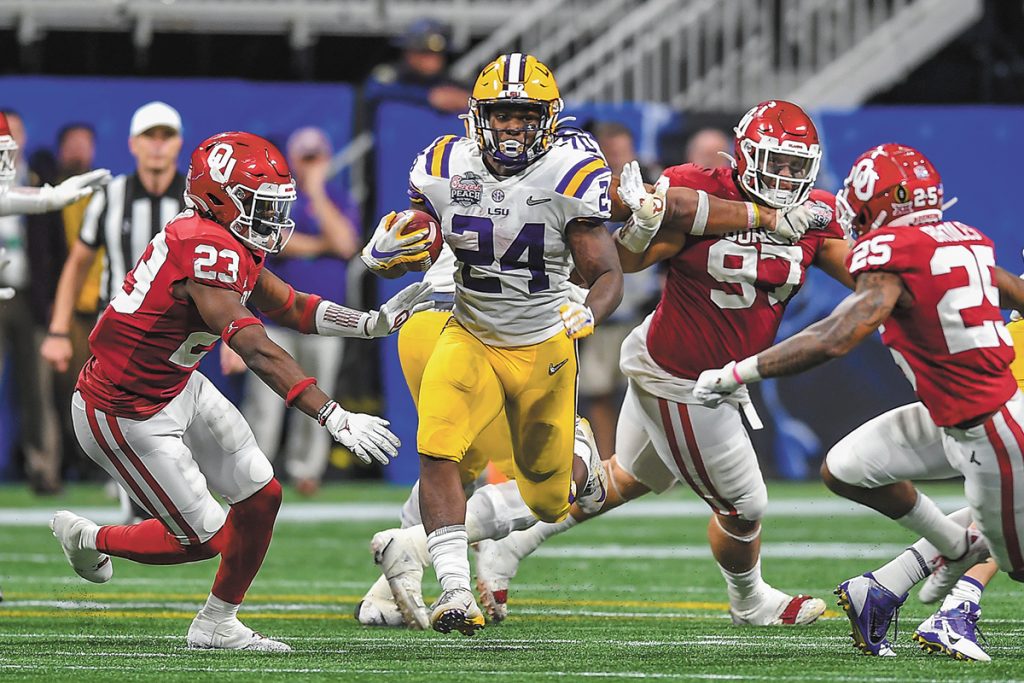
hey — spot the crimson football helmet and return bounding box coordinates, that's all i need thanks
[733,100,821,209]
[0,112,17,189]
[184,131,296,254]
[836,143,943,238]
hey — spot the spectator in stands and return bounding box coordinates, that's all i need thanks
[685,127,732,168]
[0,109,61,494]
[226,126,361,496]
[364,19,470,114]
[580,121,660,459]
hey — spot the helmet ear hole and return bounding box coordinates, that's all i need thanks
[205,192,223,207]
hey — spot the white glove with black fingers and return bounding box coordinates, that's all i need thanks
[693,357,762,407]
[363,281,435,337]
[360,211,431,272]
[42,169,112,210]
[615,160,670,253]
[320,401,400,465]
[773,200,833,243]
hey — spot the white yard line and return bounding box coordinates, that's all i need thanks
[0,496,969,526]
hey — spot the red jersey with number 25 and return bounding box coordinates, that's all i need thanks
[846,222,1015,427]
[77,210,263,418]
[645,164,846,380]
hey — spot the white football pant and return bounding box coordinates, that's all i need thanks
[72,372,274,545]
[615,378,768,521]
[826,394,1024,578]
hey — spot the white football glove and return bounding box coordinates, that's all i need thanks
[693,361,743,407]
[0,168,112,216]
[363,281,435,337]
[558,301,595,339]
[773,200,832,243]
[360,211,432,272]
[615,160,670,253]
[321,401,400,465]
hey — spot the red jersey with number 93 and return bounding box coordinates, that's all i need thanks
[646,164,845,380]
[77,210,263,418]
[846,222,1015,427]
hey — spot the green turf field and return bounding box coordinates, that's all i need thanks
[0,480,1019,681]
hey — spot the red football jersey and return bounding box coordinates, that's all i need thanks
[846,221,1016,427]
[645,164,846,379]
[77,210,263,418]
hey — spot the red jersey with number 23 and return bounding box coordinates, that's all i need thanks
[645,164,846,380]
[77,210,263,418]
[846,222,1015,427]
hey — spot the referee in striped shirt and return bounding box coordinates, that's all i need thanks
[42,102,185,374]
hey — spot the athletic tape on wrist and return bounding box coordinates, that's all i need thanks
[745,202,757,231]
[690,190,709,236]
[221,316,263,345]
[285,377,317,407]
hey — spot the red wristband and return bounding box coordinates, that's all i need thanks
[299,294,323,334]
[285,377,318,407]
[261,285,296,320]
[221,316,263,345]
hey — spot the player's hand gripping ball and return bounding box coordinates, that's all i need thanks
[360,209,443,274]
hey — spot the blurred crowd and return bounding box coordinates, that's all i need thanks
[1,19,736,499]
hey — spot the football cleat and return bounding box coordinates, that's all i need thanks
[371,529,429,630]
[187,614,291,652]
[730,586,826,626]
[918,529,990,604]
[355,574,406,627]
[835,573,907,657]
[430,587,485,636]
[50,510,112,584]
[475,536,524,623]
[912,601,990,662]
[574,417,608,515]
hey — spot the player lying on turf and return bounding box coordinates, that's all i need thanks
[357,87,830,629]
[692,143,1024,657]
[49,131,433,652]
[0,111,111,216]
[474,101,844,628]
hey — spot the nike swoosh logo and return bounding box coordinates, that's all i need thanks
[526,196,551,206]
[548,359,568,375]
[949,635,962,645]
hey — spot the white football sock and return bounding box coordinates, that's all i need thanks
[399,481,422,529]
[81,524,99,551]
[942,576,985,611]
[465,481,538,542]
[895,493,968,559]
[426,525,471,592]
[872,547,929,596]
[720,559,768,613]
[200,593,240,622]
[504,515,578,560]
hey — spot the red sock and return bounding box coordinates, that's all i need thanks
[96,518,222,565]
[211,478,283,604]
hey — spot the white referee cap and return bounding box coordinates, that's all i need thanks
[130,101,182,137]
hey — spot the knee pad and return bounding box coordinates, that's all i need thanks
[733,481,768,522]
[824,440,869,488]
[192,496,229,544]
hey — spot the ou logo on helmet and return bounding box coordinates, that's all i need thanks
[208,143,237,184]
[849,158,878,202]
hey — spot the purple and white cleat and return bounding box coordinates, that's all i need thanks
[834,573,906,657]
[913,601,990,662]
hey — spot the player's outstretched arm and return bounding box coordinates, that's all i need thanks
[561,217,624,339]
[189,280,400,465]
[251,268,433,339]
[995,266,1024,316]
[0,169,111,216]
[693,271,905,406]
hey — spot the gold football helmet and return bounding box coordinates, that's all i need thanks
[466,53,563,171]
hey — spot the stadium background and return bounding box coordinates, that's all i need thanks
[0,0,1021,488]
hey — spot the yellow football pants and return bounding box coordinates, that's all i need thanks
[417,318,578,523]
[1009,320,1024,390]
[397,310,514,486]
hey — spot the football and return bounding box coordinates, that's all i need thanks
[394,209,443,272]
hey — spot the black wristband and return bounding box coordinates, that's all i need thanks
[47,331,70,339]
